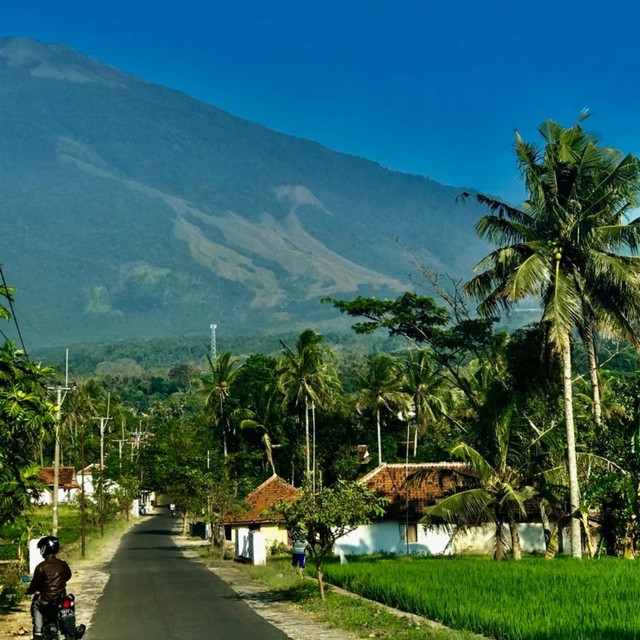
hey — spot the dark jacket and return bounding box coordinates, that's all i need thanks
[27,555,72,602]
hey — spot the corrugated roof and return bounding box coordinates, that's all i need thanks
[227,474,300,524]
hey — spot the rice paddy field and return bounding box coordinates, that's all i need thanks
[321,555,640,640]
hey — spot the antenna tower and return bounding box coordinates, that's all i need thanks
[210,323,218,362]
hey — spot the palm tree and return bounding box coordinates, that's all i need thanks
[403,349,450,456]
[421,403,537,560]
[200,351,240,459]
[463,115,640,557]
[357,353,413,466]
[237,383,284,476]
[61,381,100,467]
[277,329,341,484]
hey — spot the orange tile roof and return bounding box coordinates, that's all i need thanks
[227,474,300,524]
[358,463,470,519]
[38,467,80,490]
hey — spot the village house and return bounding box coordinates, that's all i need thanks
[34,466,80,506]
[224,474,300,559]
[334,462,546,556]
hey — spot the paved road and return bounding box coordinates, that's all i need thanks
[87,515,292,640]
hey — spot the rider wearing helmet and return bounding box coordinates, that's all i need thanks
[27,536,72,640]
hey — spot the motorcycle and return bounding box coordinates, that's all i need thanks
[23,577,86,640]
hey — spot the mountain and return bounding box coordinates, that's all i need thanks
[0,37,489,348]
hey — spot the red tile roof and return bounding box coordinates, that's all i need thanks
[38,467,80,490]
[358,463,470,519]
[227,474,300,524]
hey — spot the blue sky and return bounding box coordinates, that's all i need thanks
[2,0,639,202]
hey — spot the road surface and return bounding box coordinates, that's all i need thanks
[86,515,293,640]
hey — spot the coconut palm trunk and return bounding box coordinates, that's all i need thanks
[561,332,582,558]
[584,329,603,428]
[376,408,382,466]
[311,400,317,492]
[508,519,522,560]
[305,399,310,478]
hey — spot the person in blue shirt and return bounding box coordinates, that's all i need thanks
[291,538,307,576]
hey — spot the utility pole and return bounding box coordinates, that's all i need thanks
[47,350,71,536]
[94,393,112,538]
[112,420,128,468]
[80,422,86,557]
[210,323,218,363]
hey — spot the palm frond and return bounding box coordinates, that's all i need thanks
[422,488,493,526]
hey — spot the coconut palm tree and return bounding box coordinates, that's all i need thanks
[357,353,413,466]
[200,351,240,459]
[463,115,640,557]
[277,329,341,485]
[237,383,284,476]
[421,403,537,560]
[403,349,451,456]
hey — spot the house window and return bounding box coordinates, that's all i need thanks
[399,523,418,543]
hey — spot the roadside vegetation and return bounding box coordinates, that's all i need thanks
[228,556,481,640]
[5,115,640,638]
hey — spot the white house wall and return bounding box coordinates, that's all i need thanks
[34,488,78,506]
[334,521,546,556]
[334,522,452,556]
[453,523,546,554]
[231,524,289,556]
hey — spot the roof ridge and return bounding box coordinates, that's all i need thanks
[246,473,293,499]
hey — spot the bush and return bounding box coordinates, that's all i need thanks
[269,541,290,556]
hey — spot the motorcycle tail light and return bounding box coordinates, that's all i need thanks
[61,598,74,609]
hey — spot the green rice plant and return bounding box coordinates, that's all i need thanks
[321,555,640,640]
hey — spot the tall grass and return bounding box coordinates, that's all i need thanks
[0,506,104,562]
[322,555,640,640]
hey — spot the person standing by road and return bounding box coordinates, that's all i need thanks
[291,538,307,577]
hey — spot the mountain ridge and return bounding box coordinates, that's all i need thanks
[0,37,488,348]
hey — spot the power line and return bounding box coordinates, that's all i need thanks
[0,264,27,354]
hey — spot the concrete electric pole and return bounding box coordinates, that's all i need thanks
[47,350,71,536]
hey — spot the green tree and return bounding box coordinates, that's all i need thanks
[421,404,537,561]
[237,384,283,476]
[0,281,15,321]
[324,292,497,412]
[403,349,451,456]
[270,481,386,600]
[356,354,413,466]
[0,341,55,525]
[277,330,341,484]
[200,352,241,459]
[231,354,287,478]
[462,116,640,557]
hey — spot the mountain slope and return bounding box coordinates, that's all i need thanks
[0,37,488,347]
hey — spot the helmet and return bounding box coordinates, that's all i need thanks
[37,536,60,557]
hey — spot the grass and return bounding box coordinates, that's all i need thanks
[321,554,640,640]
[211,555,481,640]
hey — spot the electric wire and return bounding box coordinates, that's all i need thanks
[0,264,28,355]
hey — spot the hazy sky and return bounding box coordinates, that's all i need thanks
[2,0,639,202]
